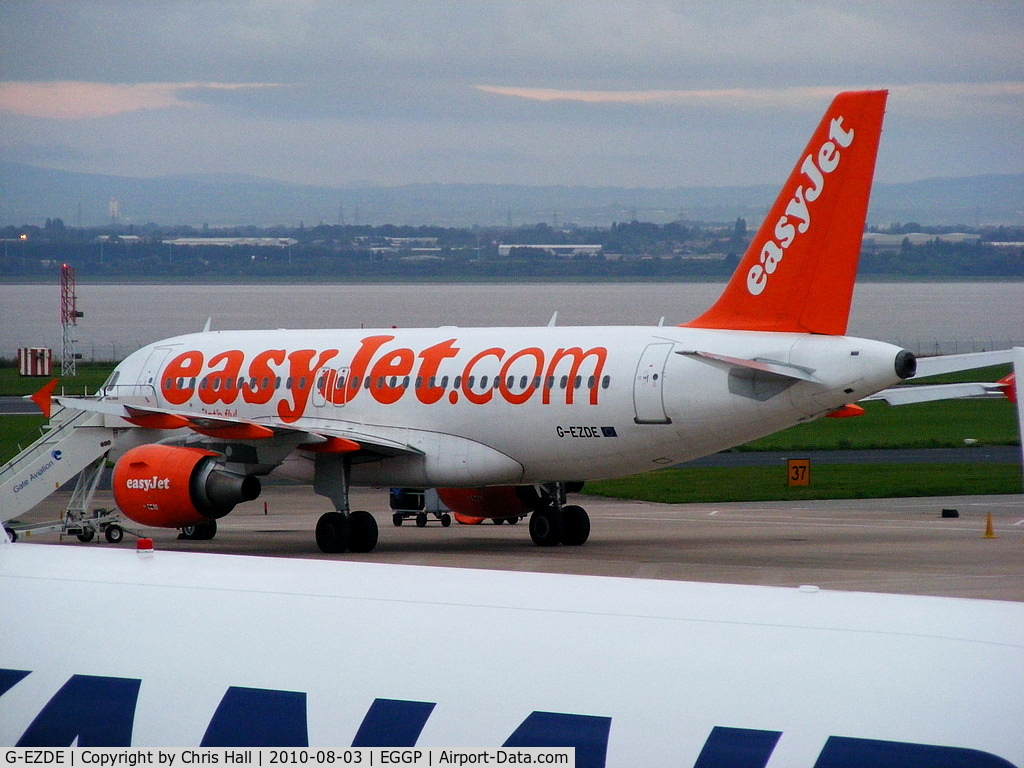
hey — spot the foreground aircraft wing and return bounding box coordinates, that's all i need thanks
[2,542,1022,763]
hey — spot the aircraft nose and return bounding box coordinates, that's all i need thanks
[895,350,917,380]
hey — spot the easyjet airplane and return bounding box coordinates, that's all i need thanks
[7,90,922,552]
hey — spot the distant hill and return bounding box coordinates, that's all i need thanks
[2,161,1021,228]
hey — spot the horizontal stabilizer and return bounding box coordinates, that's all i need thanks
[913,349,1015,378]
[866,382,1004,406]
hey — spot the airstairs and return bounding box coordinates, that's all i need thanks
[1,405,123,540]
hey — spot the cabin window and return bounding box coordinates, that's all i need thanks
[601,375,611,389]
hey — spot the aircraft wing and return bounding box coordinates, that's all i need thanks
[2,542,1023,761]
[52,395,421,459]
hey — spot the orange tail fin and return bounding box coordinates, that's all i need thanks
[685,90,887,335]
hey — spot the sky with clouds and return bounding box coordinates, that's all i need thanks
[1,1,1022,189]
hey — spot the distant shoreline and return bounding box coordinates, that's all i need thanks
[4,275,1022,287]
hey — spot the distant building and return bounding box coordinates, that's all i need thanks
[162,237,298,247]
[861,232,981,248]
[497,244,602,257]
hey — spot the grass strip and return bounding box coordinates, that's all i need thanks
[586,463,1022,504]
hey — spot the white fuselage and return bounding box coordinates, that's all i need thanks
[102,325,906,487]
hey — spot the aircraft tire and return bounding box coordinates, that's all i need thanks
[4,527,17,543]
[180,521,217,541]
[560,505,590,546]
[316,511,350,553]
[349,510,378,553]
[529,507,562,547]
[104,524,124,544]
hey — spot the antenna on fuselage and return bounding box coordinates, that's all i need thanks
[547,312,558,327]
[202,318,212,333]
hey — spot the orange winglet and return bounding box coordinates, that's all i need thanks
[188,422,276,440]
[28,378,59,419]
[825,403,866,418]
[124,407,191,430]
[299,436,361,453]
[997,373,1016,404]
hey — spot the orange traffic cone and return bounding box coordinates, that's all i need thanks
[983,513,996,539]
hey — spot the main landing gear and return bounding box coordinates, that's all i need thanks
[312,454,379,554]
[526,483,590,547]
[316,509,378,554]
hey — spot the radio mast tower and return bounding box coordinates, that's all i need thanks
[60,263,82,376]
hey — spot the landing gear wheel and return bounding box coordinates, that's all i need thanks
[5,527,18,543]
[392,512,404,526]
[104,524,124,544]
[316,511,350,553]
[505,516,520,525]
[492,517,504,525]
[348,510,378,553]
[77,528,96,543]
[180,521,217,541]
[441,513,452,527]
[560,505,590,546]
[416,512,428,528]
[529,507,563,547]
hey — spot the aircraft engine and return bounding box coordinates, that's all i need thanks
[438,486,544,524]
[112,444,261,528]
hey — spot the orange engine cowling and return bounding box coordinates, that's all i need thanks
[112,444,261,529]
[437,486,536,525]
